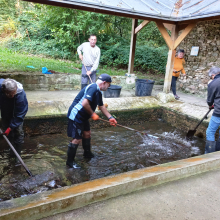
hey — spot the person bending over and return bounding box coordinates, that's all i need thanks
[205,66,220,154]
[66,74,117,168]
[0,78,28,161]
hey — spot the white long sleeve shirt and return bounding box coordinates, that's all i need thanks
[77,42,101,72]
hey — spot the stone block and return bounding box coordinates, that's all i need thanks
[156,93,175,103]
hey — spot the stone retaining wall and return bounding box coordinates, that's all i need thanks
[177,19,220,97]
[0,72,136,91]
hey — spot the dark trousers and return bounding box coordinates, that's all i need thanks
[171,76,178,95]
[81,65,96,84]
[1,118,24,145]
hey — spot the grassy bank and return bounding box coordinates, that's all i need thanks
[0,46,164,82]
[0,46,126,75]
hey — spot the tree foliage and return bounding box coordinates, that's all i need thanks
[0,1,168,74]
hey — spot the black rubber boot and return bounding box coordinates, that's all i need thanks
[82,138,94,158]
[66,143,80,168]
[216,139,220,151]
[81,84,87,90]
[15,144,22,164]
[205,140,216,154]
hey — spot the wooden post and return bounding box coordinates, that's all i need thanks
[163,25,178,93]
[128,19,138,74]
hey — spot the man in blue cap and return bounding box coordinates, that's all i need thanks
[66,74,117,168]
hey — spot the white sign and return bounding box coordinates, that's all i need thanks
[190,46,199,56]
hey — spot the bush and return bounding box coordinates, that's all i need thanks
[100,44,168,74]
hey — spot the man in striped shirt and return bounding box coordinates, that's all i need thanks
[77,34,101,90]
[66,74,117,168]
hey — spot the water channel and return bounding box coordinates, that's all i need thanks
[0,119,205,201]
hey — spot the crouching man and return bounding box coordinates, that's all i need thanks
[205,67,220,153]
[0,78,28,160]
[66,74,117,168]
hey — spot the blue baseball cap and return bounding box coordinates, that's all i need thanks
[98,74,112,83]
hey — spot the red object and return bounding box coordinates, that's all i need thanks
[3,127,11,136]
[210,105,214,109]
[109,118,117,127]
[91,113,100,121]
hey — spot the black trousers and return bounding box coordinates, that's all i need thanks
[1,118,24,145]
[171,76,178,95]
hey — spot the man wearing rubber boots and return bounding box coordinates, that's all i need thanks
[205,66,220,153]
[0,78,28,161]
[77,34,100,90]
[66,74,117,168]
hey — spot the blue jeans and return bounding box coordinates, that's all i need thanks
[206,115,220,141]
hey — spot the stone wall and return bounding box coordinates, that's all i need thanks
[177,19,220,97]
[0,72,136,91]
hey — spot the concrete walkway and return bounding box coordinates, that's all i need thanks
[44,167,220,220]
[26,85,208,107]
[25,85,210,122]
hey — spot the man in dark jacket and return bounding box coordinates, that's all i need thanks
[0,78,28,159]
[205,67,220,153]
[66,74,117,168]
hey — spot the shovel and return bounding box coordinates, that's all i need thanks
[0,128,33,177]
[99,118,159,139]
[186,108,212,138]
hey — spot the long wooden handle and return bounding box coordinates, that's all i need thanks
[82,59,93,83]
[0,129,33,177]
[99,118,158,139]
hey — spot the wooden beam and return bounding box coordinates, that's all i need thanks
[163,49,176,93]
[163,25,178,94]
[178,24,188,31]
[135,20,150,34]
[156,22,173,50]
[163,23,175,31]
[174,23,197,49]
[128,19,138,74]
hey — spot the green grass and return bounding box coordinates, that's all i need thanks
[0,46,164,82]
[0,46,82,74]
[0,46,127,76]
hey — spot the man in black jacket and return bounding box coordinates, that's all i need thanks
[205,67,220,153]
[0,78,28,159]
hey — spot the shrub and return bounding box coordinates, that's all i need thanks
[100,44,168,74]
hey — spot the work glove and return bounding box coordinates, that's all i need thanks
[3,127,11,136]
[209,105,214,109]
[91,113,100,121]
[109,116,117,127]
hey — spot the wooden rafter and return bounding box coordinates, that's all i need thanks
[163,23,175,31]
[156,21,197,50]
[156,22,173,50]
[174,23,197,49]
[135,20,150,34]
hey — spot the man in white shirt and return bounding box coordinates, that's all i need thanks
[77,35,101,89]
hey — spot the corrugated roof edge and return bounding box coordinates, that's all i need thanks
[22,0,220,23]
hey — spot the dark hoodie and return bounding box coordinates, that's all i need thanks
[0,79,28,129]
[207,74,220,117]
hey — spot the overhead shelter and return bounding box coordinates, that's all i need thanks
[23,0,220,93]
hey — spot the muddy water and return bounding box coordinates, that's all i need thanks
[0,120,205,201]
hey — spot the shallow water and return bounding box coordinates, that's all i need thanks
[0,120,205,201]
